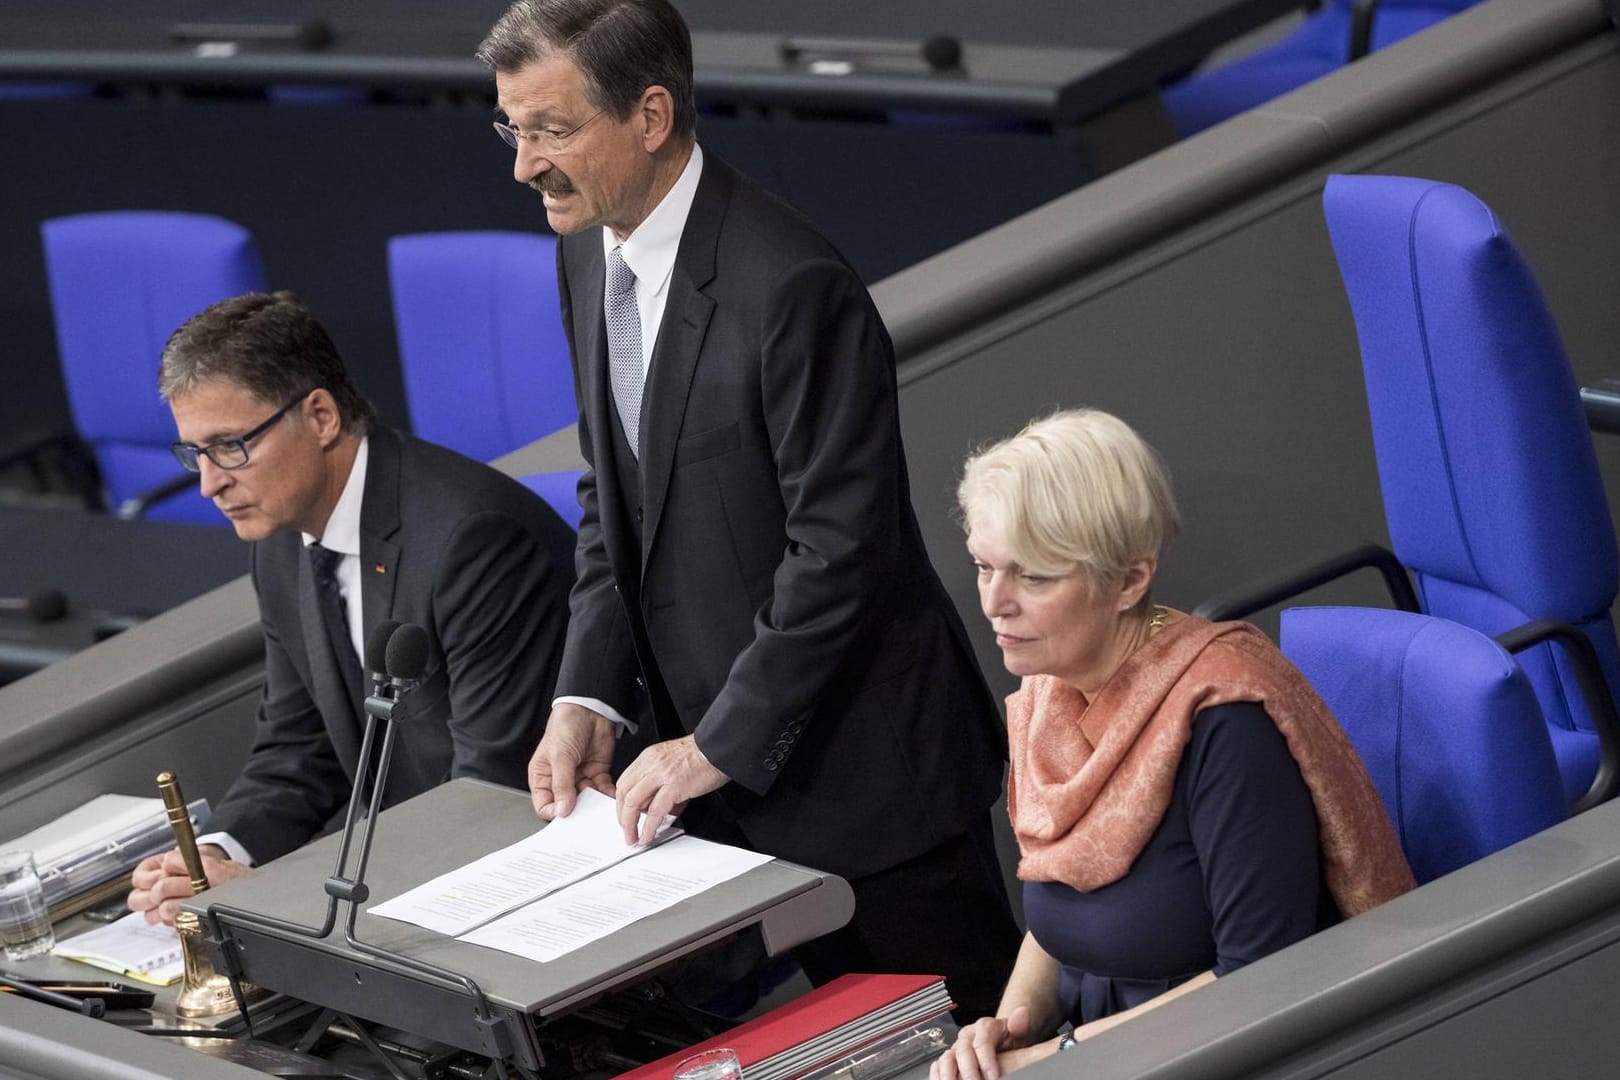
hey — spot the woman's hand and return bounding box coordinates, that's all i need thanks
[930,1004,1034,1080]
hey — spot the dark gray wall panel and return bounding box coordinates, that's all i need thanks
[895,11,1620,697]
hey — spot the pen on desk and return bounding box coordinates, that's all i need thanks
[156,772,209,895]
[0,971,104,1017]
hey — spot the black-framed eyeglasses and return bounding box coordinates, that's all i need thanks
[170,387,319,473]
[493,109,605,155]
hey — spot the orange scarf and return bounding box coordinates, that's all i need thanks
[1007,616,1414,917]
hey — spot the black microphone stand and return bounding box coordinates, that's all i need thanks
[202,622,529,1080]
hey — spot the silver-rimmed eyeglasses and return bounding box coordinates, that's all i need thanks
[170,387,319,473]
[493,109,605,155]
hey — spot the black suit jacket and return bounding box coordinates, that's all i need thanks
[210,426,576,863]
[556,152,1004,879]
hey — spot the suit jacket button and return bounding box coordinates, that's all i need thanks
[764,760,778,772]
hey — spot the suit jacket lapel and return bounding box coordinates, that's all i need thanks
[571,239,612,449]
[641,159,725,559]
[359,428,403,660]
[567,232,643,589]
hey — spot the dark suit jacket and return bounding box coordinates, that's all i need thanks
[556,151,1004,880]
[210,426,576,863]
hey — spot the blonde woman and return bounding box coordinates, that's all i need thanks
[935,409,1413,1080]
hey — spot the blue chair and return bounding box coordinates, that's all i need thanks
[388,232,576,464]
[1163,0,1480,137]
[1280,606,1566,883]
[517,469,585,531]
[41,211,267,525]
[1323,173,1620,810]
[0,82,95,101]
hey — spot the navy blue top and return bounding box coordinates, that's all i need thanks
[1022,701,1339,1024]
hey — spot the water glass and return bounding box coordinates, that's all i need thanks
[673,1048,743,1080]
[0,849,54,961]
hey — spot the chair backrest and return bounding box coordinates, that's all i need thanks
[1162,1,1482,137]
[40,211,266,525]
[517,469,584,531]
[388,232,575,464]
[1322,173,1620,804]
[1280,606,1566,883]
[1368,1,1480,52]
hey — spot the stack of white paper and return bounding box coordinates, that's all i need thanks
[371,789,771,962]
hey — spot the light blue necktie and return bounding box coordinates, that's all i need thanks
[606,245,644,458]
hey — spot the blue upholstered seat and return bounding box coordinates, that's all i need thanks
[1323,173,1620,807]
[40,211,267,525]
[388,232,575,465]
[1163,0,1479,137]
[1281,606,1566,883]
[517,469,585,531]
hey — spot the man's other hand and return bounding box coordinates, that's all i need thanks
[529,702,617,820]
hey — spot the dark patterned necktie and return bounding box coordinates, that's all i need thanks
[606,245,644,458]
[308,542,361,701]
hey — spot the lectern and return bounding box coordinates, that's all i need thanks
[183,779,855,1073]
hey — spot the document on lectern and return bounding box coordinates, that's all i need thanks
[369,789,681,936]
[462,835,773,962]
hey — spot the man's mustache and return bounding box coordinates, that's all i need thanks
[529,173,574,196]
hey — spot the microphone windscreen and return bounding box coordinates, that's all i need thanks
[385,623,431,681]
[298,18,335,50]
[27,588,68,622]
[365,619,402,676]
[921,34,962,71]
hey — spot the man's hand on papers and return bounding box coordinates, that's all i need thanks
[615,735,729,846]
[530,702,617,820]
[127,845,249,925]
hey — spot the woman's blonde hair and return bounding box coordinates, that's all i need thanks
[958,408,1180,587]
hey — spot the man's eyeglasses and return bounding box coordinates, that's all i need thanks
[493,109,605,156]
[170,388,319,473]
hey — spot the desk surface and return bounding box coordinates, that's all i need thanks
[0,507,245,680]
[0,507,243,617]
[1,0,1298,48]
[0,0,1305,121]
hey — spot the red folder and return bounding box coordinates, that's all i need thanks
[617,973,951,1080]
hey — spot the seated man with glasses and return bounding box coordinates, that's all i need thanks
[127,291,577,925]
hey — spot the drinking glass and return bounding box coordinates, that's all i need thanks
[673,1047,743,1080]
[0,850,54,961]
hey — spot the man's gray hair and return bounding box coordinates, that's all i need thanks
[477,0,696,139]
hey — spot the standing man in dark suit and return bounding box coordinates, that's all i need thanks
[478,0,1019,1018]
[128,291,576,924]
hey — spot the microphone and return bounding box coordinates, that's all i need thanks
[168,19,335,51]
[201,614,501,1041]
[363,622,428,725]
[922,34,964,72]
[779,33,964,73]
[383,623,429,695]
[363,620,401,695]
[0,589,68,622]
